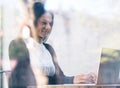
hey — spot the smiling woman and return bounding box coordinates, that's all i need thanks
[8,1,96,88]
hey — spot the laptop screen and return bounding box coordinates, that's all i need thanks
[97,48,120,84]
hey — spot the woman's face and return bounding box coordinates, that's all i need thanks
[36,12,53,41]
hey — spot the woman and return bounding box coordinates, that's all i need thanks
[8,1,96,88]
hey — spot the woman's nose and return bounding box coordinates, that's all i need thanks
[45,23,51,30]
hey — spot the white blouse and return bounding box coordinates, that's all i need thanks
[23,38,55,76]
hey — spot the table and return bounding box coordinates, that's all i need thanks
[28,84,120,88]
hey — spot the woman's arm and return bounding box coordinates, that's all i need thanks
[9,38,36,87]
[43,43,74,84]
[44,43,97,84]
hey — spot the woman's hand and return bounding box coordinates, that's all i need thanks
[73,73,97,84]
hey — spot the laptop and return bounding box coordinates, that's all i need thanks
[97,48,120,85]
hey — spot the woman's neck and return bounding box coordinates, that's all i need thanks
[38,36,43,44]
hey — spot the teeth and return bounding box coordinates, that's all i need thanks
[42,30,47,33]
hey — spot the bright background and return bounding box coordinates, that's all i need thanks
[1,0,120,78]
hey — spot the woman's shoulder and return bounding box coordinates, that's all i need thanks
[43,43,53,49]
[43,43,56,57]
[9,38,27,50]
[10,38,24,45]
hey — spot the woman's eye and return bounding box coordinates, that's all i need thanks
[41,22,47,25]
